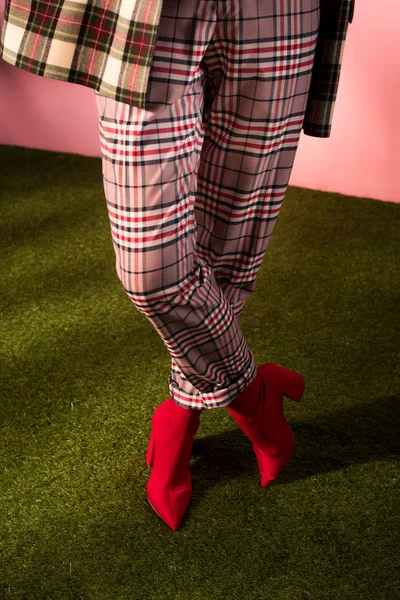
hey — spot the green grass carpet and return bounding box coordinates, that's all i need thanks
[1,145,399,600]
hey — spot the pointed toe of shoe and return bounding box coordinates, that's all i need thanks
[146,476,192,531]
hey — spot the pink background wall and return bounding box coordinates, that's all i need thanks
[0,1,398,203]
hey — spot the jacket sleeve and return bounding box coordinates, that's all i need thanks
[302,0,355,138]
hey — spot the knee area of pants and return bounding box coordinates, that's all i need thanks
[116,262,203,309]
[119,278,193,310]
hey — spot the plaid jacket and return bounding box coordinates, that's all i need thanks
[0,0,354,138]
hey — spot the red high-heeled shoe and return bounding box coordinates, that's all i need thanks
[226,363,304,487]
[146,397,201,530]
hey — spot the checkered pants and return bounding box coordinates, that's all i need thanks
[94,0,320,411]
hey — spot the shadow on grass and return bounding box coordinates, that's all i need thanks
[188,393,400,509]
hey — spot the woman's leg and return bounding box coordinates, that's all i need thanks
[94,0,320,412]
[95,0,259,412]
[171,0,321,406]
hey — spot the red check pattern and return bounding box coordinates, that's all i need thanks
[0,0,355,138]
[95,0,320,410]
[0,0,163,108]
